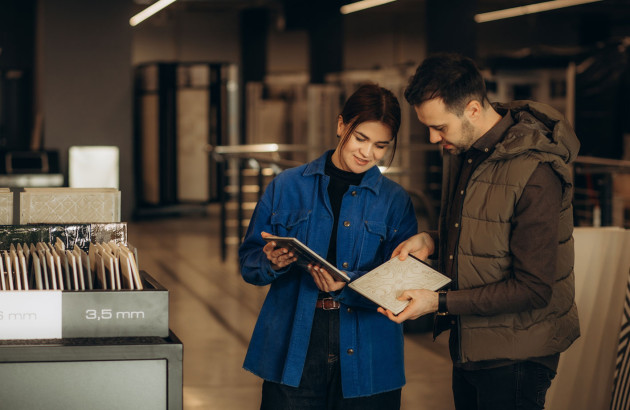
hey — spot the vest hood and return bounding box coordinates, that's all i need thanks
[491,101,580,167]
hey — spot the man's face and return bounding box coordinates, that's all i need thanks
[414,98,477,155]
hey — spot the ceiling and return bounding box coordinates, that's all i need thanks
[129,0,630,30]
[132,0,630,12]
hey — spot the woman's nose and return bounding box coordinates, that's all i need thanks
[360,144,373,157]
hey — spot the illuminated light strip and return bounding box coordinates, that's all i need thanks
[474,0,603,23]
[340,0,397,15]
[129,0,178,27]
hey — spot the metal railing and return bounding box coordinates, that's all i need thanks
[208,144,307,260]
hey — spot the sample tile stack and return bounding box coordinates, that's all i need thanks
[0,238,140,292]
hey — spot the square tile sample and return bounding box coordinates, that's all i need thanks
[20,188,121,224]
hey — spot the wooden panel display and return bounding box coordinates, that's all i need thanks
[176,88,209,202]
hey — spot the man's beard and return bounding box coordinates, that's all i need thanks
[445,118,476,155]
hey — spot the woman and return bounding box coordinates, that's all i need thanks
[239,83,418,410]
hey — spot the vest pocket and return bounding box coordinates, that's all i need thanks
[271,209,311,239]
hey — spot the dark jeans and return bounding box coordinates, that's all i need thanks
[452,361,556,410]
[260,308,401,410]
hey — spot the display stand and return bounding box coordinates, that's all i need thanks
[0,331,182,410]
[0,222,182,409]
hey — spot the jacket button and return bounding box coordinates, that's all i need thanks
[351,190,357,196]
[343,221,350,227]
[342,262,349,268]
[347,348,354,355]
[449,254,454,260]
[454,223,459,228]
[347,307,352,313]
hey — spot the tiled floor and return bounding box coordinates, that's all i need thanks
[128,209,455,410]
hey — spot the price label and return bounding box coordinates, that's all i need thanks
[0,291,62,339]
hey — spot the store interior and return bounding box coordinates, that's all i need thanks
[1,0,630,409]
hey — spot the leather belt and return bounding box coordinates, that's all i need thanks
[316,298,340,310]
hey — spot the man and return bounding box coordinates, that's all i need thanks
[379,53,580,410]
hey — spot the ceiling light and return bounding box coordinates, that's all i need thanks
[130,0,178,26]
[340,0,397,15]
[474,0,603,23]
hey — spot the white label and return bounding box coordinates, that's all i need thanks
[0,291,62,339]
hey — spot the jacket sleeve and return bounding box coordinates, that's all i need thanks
[336,193,419,310]
[238,182,290,286]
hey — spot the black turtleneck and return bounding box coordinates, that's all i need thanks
[324,152,366,267]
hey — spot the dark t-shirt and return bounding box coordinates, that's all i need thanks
[324,151,365,266]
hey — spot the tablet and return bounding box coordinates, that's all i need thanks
[264,236,351,282]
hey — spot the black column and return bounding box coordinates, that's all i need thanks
[240,8,269,144]
[308,2,343,84]
[240,8,269,84]
[0,0,35,151]
[284,0,343,84]
[426,0,477,58]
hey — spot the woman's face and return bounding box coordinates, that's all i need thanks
[332,118,393,173]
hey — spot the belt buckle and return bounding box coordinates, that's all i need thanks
[321,298,339,310]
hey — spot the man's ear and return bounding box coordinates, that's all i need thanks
[464,100,483,122]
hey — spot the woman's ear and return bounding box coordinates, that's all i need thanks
[337,115,345,138]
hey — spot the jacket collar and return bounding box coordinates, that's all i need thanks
[303,150,384,194]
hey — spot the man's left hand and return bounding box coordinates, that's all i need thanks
[378,289,439,323]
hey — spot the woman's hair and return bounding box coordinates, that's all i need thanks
[338,83,401,166]
[404,52,488,115]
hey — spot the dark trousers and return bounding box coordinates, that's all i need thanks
[452,361,555,410]
[260,308,401,410]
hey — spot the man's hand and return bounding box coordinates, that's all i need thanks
[261,231,297,270]
[308,265,347,292]
[391,232,435,261]
[378,289,438,323]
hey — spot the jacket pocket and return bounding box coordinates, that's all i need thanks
[271,209,311,239]
[358,220,388,270]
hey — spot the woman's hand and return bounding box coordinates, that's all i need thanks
[391,232,435,261]
[308,265,347,292]
[261,232,297,270]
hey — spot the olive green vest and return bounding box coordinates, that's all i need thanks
[444,101,580,363]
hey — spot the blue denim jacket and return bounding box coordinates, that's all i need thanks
[239,151,418,398]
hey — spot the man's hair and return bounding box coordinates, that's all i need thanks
[404,53,488,115]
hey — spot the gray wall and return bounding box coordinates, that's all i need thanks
[344,8,426,70]
[38,0,134,220]
[132,8,240,66]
